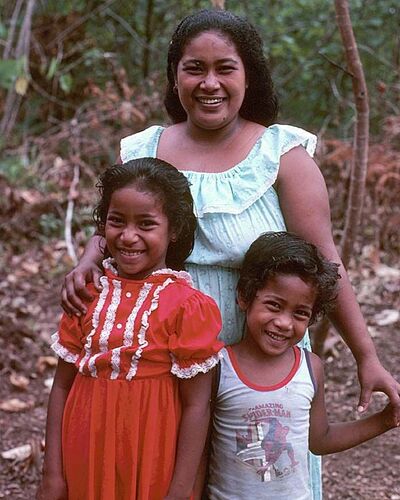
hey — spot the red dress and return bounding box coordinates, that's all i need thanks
[52,261,223,500]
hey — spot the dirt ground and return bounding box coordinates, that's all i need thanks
[0,244,399,500]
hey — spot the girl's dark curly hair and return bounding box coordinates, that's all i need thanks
[93,158,197,271]
[165,9,278,127]
[237,232,341,324]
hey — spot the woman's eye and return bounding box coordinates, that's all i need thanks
[185,66,203,74]
[218,66,234,74]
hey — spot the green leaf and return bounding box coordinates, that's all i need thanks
[46,58,59,80]
[0,58,25,90]
[59,73,73,93]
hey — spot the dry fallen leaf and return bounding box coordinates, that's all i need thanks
[36,355,58,373]
[44,377,54,390]
[1,444,32,462]
[374,309,400,326]
[9,372,30,391]
[0,398,33,412]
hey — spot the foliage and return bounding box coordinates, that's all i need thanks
[1,0,398,144]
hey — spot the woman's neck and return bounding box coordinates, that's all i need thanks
[184,115,247,145]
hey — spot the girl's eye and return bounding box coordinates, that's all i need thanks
[265,301,280,311]
[139,220,157,229]
[294,310,312,320]
[106,216,124,226]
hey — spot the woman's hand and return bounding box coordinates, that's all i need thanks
[357,355,400,417]
[36,475,68,500]
[61,259,103,316]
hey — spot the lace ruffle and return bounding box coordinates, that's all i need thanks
[102,258,193,286]
[110,282,152,380]
[126,278,174,380]
[79,276,110,377]
[171,351,223,379]
[51,332,79,364]
[120,124,317,217]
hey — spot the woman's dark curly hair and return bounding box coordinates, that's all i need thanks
[165,9,278,127]
[237,232,341,324]
[93,158,197,271]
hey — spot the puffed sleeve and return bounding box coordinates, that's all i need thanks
[168,291,224,379]
[50,313,83,365]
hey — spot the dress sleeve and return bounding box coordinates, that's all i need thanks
[168,292,224,379]
[50,313,83,365]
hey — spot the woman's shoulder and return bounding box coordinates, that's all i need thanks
[259,124,317,159]
[120,125,164,162]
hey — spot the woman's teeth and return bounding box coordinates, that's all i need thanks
[197,97,223,104]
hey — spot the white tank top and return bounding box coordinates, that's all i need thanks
[208,346,316,499]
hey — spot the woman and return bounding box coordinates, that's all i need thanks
[62,9,400,499]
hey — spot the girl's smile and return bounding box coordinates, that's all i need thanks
[105,185,174,280]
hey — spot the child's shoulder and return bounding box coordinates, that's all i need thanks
[168,275,218,307]
[303,349,324,384]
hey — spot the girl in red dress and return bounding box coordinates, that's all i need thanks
[38,158,224,500]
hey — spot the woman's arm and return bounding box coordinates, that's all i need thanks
[37,359,77,500]
[308,353,398,455]
[165,371,213,500]
[61,234,105,316]
[277,146,400,413]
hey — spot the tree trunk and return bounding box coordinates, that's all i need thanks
[0,0,37,142]
[313,0,369,356]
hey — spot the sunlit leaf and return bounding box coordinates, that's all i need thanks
[15,75,29,95]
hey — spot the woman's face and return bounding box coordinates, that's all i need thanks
[175,31,247,131]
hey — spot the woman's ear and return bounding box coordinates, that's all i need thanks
[237,292,248,312]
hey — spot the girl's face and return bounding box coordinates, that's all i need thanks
[105,185,175,280]
[176,30,247,131]
[238,274,316,358]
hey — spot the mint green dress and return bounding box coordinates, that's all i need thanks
[120,123,321,499]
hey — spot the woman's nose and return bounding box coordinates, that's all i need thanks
[200,71,220,91]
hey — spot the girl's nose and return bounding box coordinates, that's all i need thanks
[200,72,220,91]
[120,226,139,245]
[273,313,293,331]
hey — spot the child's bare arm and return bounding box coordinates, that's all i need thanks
[308,353,398,456]
[37,360,77,500]
[165,370,213,500]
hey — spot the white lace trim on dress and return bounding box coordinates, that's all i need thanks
[126,278,174,380]
[110,282,153,380]
[50,331,79,364]
[79,275,110,377]
[99,279,121,352]
[103,258,193,286]
[170,351,223,379]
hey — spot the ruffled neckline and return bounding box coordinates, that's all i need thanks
[102,258,193,286]
[120,124,317,218]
